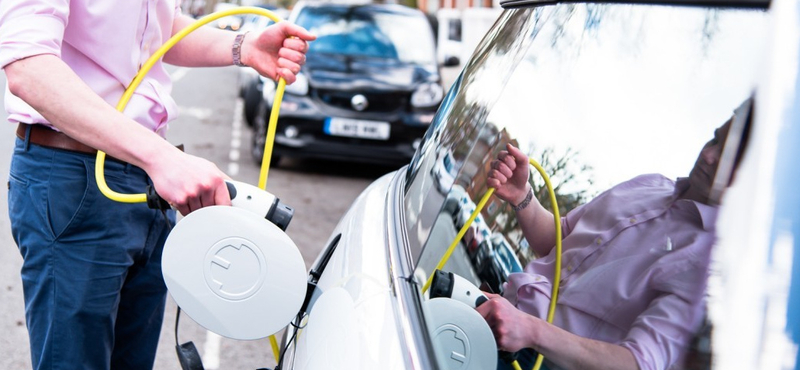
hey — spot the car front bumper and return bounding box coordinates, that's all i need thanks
[270,94,435,165]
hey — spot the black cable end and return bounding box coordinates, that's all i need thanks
[146,185,170,210]
[176,341,205,370]
[499,350,518,363]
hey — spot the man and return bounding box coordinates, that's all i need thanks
[479,105,749,370]
[0,1,315,369]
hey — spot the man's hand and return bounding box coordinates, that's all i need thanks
[146,148,231,216]
[487,143,531,206]
[243,21,316,84]
[476,292,539,353]
[477,293,640,370]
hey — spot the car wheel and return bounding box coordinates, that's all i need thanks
[250,100,281,166]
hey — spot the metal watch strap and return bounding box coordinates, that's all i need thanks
[512,187,533,212]
[232,32,247,67]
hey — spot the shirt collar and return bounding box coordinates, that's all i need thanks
[674,177,719,231]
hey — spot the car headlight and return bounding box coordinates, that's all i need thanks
[284,72,309,96]
[260,76,277,103]
[411,82,444,108]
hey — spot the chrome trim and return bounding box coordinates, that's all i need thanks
[385,166,439,370]
[351,94,369,111]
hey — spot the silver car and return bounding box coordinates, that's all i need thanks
[276,0,792,369]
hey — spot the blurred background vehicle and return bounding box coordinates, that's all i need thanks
[490,232,522,274]
[212,2,245,31]
[431,147,458,193]
[435,8,462,66]
[249,1,444,167]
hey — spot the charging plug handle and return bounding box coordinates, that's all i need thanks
[146,185,171,210]
[146,183,238,211]
[429,270,455,299]
[430,270,488,308]
[146,181,293,231]
[430,270,515,363]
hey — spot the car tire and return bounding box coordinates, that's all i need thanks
[242,79,263,127]
[250,99,281,167]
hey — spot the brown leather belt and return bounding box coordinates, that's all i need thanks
[16,124,182,162]
[17,124,103,156]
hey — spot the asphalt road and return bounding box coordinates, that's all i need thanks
[0,66,398,370]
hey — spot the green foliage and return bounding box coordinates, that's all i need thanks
[529,146,595,216]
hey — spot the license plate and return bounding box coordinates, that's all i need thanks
[324,117,390,140]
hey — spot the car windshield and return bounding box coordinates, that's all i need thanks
[402,3,768,368]
[294,6,436,64]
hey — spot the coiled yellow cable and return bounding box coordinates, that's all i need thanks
[93,6,287,363]
[95,6,285,203]
[422,157,562,370]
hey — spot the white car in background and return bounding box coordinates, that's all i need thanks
[431,148,458,193]
[211,2,244,31]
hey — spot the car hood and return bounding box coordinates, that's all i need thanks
[304,53,439,91]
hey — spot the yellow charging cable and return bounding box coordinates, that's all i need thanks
[95,6,285,203]
[422,157,562,370]
[93,6,288,363]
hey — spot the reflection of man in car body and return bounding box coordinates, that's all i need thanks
[478,103,751,370]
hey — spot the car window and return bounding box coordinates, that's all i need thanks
[405,1,767,348]
[294,6,437,65]
[409,3,767,284]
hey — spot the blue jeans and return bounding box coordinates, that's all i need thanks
[8,136,176,370]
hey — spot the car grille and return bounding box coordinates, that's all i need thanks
[313,89,409,113]
[280,117,426,145]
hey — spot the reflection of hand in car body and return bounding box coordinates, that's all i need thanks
[479,104,749,370]
[487,143,558,258]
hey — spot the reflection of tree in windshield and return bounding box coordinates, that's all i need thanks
[700,10,720,57]
[495,143,596,264]
[542,4,724,61]
[528,146,595,216]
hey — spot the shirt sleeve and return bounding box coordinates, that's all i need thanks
[0,0,69,69]
[619,292,705,370]
[618,242,711,370]
[562,201,589,237]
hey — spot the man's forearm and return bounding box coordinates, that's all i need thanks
[163,14,238,67]
[531,319,639,370]
[516,197,558,258]
[4,54,175,171]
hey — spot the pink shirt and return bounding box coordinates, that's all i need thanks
[0,0,181,135]
[504,174,718,370]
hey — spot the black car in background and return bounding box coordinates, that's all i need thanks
[250,2,443,167]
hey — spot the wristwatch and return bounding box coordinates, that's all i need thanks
[232,32,248,67]
[512,187,533,212]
